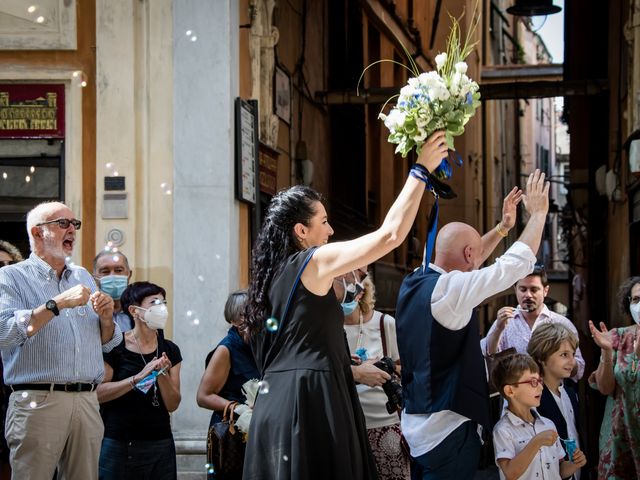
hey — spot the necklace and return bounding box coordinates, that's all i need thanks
[132,332,160,407]
[355,310,364,352]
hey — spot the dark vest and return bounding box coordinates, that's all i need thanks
[538,383,581,458]
[396,267,490,431]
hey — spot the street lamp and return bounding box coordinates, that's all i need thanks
[506,0,562,16]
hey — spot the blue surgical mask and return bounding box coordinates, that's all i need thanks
[99,275,129,300]
[341,300,358,316]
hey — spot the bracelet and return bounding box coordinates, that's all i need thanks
[129,376,136,389]
[495,222,509,238]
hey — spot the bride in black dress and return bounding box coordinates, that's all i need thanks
[241,131,448,480]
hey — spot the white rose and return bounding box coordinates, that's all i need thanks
[454,62,468,74]
[384,110,407,130]
[435,53,447,71]
[400,84,416,98]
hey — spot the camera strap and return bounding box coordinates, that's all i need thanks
[379,314,387,357]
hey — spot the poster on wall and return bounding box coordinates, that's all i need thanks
[235,98,259,205]
[0,84,65,138]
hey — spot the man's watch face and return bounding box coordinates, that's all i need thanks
[46,300,59,314]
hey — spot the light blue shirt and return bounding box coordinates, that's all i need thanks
[0,253,121,384]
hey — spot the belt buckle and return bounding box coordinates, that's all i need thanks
[64,383,78,392]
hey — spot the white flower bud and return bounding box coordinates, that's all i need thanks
[435,53,447,70]
[454,62,468,74]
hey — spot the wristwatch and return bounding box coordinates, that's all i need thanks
[45,299,60,316]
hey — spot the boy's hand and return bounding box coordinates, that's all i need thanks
[571,448,587,468]
[533,430,558,448]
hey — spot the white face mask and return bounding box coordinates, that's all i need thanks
[630,302,640,325]
[136,304,169,330]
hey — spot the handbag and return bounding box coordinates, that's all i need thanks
[207,401,245,478]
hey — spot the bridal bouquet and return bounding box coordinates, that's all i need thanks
[369,8,481,179]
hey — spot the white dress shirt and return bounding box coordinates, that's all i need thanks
[493,409,565,480]
[402,241,536,457]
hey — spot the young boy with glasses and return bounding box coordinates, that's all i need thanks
[491,353,586,480]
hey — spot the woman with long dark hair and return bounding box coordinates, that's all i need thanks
[241,131,448,480]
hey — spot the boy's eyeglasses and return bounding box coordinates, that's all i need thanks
[511,377,544,388]
[36,218,82,230]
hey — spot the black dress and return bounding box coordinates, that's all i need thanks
[243,249,378,480]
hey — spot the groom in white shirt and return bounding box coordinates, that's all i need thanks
[396,170,550,479]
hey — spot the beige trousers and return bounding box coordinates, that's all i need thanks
[5,389,104,480]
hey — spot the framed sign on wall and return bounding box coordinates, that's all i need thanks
[235,98,259,205]
[274,65,291,124]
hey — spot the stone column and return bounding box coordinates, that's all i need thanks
[173,0,240,477]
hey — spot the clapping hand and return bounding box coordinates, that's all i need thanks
[90,291,114,321]
[588,320,613,352]
[55,285,91,309]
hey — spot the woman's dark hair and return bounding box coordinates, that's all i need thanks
[241,185,322,337]
[121,281,167,323]
[225,290,247,324]
[617,276,640,316]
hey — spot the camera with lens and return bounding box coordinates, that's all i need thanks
[373,357,403,414]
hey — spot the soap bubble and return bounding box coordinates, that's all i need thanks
[21,392,28,398]
[265,317,279,332]
[283,455,289,462]
[258,380,270,394]
[29,401,37,408]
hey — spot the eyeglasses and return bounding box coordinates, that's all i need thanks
[629,296,640,305]
[0,260,17,267]
[36,218,82,230]
[511,377,544,388]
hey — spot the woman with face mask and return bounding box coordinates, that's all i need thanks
[334,270,410,480]
[96,281,182,480]
[588,276,640,479]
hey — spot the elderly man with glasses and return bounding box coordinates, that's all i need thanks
[481,264,585,381]
[0,201,121,480]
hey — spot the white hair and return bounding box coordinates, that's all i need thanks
[26,201,69,251]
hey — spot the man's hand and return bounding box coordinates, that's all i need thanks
[522,170,549,216]
[54,285,91,309]
[91,291,114,321]
[495,307,515,332]
[416,131,449,173]
[352,360,391,387]
[500,187,523,230]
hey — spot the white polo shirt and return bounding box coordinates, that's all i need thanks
[493,409,565,480]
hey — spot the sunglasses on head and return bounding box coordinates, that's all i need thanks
[36,218,82,230]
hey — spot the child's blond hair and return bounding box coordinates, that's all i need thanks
[527,323,578,371]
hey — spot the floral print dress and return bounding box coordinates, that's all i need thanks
[595,326,640,479]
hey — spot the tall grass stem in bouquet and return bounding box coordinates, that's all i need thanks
[358,2,481,181]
